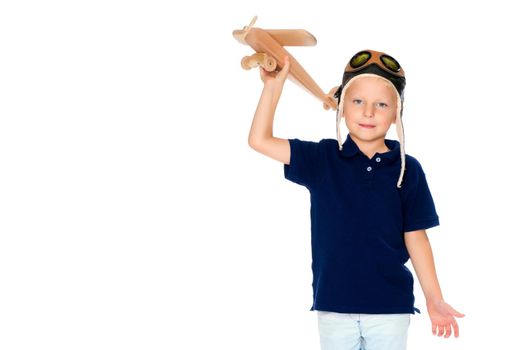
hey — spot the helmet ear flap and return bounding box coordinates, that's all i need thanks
[333,85,342,102]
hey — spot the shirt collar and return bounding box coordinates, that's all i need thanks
[341,133,400,163]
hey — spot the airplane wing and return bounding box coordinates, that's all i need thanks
[265,29,317,47]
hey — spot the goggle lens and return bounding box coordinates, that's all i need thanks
[380,55,401,72]
[350,51,371,68]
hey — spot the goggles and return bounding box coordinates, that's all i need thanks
[345,49,404,78]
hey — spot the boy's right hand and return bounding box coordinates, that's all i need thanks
[259,55,290,87]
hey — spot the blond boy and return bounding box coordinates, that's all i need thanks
[248,50,464,350]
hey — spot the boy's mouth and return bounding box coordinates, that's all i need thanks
[359,124,376,128]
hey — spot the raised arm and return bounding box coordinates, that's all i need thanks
[248,56,291,165]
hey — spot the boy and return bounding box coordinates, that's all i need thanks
[248,49,464,350]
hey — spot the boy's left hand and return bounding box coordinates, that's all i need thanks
[426,299,465,338]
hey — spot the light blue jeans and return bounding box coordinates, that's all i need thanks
[317,311,411,350]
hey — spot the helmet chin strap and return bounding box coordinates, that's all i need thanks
[395,100,406,188]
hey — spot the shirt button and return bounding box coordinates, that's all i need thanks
[366,166,372,172]
[375,157,381,162]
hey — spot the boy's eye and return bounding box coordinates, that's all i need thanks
[352,100,388,108]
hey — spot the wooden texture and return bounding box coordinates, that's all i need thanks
[233,19,337,111]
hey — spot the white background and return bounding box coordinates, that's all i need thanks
[1,1,524,349]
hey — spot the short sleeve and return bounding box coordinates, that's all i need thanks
[283,138,325,190]
[402,159,440,232]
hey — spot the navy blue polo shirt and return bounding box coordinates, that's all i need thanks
[284,133,440,314]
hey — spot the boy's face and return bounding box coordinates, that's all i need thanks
[342,76,398,145]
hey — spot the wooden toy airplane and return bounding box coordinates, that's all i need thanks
[233,16,338,111]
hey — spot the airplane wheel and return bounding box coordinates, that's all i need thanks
[262,56,277,72]
[241,53,276,72]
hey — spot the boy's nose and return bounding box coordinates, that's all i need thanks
[363,103,374,118]
[364,106,374,118]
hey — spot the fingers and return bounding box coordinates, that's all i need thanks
[437,324,445,337]
[452,319,460,338]
[437,325,445,337]
[259,66,275,85]
[444,324,452,338]
[258,55,290,85]
[433,321,460,338]
[277,55,290,80]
